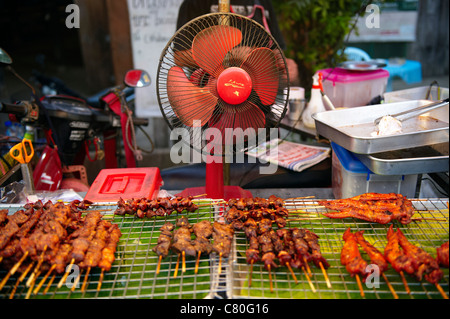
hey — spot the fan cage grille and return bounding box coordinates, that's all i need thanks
[157,13,289,156]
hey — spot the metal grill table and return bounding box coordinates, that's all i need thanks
[0,198,448,299]
[229,198,449,299]
[0,200,227,299]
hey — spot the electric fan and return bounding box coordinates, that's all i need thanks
[156,12,289,199]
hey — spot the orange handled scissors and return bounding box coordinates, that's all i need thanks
[10,138,34,164]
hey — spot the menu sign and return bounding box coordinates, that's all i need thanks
[127,0,183,117]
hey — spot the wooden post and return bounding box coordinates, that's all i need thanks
[105,0,133,85]
[75,0,115,91]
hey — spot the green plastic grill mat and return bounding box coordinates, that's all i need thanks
[0,198,448,299]
[0,200,224,299]
[229,198,449,299]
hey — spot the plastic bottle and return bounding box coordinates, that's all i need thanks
[302,72,327,129]
[5,121,24,138]
[24,125,36,141]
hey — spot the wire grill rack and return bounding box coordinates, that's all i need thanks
[1,198,448,299]
[229,198,449,299]
[0,200,228,299]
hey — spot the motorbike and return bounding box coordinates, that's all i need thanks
[0,47,151,192]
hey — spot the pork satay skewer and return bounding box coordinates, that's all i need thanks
[354,230,397,298]
[291,229,313,276]
[301,230,331,288]
[212,222,234,276]
[97,224,122,291]
[192,220,213,274]
[153,222,175,275]
[171,217,196,274]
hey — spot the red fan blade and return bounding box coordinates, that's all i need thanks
[174,49,197,68]
[192,25,242,77]
[209,101,265,145]
[167,66,218,127]
[240,48,279,106]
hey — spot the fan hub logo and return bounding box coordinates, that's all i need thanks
[217,67,252,105]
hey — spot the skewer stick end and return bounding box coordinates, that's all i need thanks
[355,274,365,298]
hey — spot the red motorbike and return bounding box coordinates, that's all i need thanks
[0,47,151,192]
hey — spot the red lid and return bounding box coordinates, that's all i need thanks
[216,67,252,105]
[84,167,163,202]
[320,68,389,84]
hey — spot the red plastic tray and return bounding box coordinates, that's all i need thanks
[84,167,162,202]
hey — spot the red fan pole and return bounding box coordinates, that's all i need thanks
[205,156,224,199]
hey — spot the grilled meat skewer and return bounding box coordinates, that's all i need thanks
[396,227,443,284]
[341,228,368,279]
[115,196,198,217]
[319,193,414,224]
[354,231,388,273]
[153,222,175,259]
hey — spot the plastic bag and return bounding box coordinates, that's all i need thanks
[0,180,27,204]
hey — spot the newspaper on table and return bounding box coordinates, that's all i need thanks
[247,138,331,172]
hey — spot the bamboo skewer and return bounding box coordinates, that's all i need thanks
[44,273,56,295]
[285,263,298,284]
[182,251,186,273]
[173,254,180,278]
[355,274,365,298]
[218,253,223,275]
[0,251,29,290]
[25,270,40,299]
[435,283,449,299]
[302,266,316,293]
[248,260,254,287]
[303,257,312,276]
[10,251,29,275]
[34,264,56,295]
[9,277,21,299]
[0,270,12,291]
[412,217,448,222]
[194,251,201,274]
[58,258,75,288]
[97,269,104,291]
[285,196,315,200]
[81,266,91,292]
[319,262,332,288]
[288,217,325,222]
[9,262,34,299]
[382,273,398,299]
[399,271,411,294]
[156,255,163,275]
[26,245,47,287]
[19,262,34,283]
[71,269,82,292]
[267,264,273,293]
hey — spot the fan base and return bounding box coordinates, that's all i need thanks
[176,186,252,200]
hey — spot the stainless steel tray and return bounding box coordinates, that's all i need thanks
[312,100,449,154]
[355,143,449,175]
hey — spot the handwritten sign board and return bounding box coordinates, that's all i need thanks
[347,10,418,43]
[127,0,183,117]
